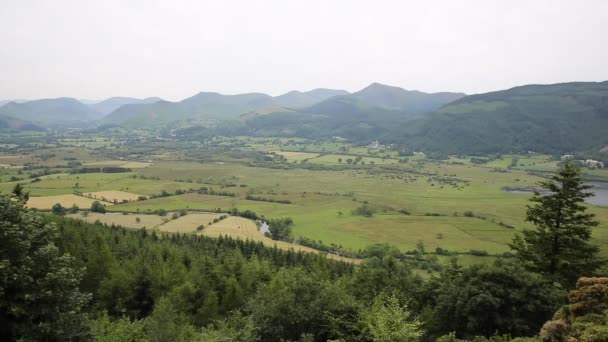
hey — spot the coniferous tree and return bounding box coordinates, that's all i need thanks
[510,162,604,287]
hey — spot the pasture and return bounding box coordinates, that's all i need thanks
[3,137,608,262]
[200,216,360,263]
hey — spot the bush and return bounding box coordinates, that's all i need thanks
[90,201,106,213]
[352,204,375,217]
[463,211,474,217]
[51,203,66,216]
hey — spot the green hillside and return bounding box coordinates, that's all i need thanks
[102,92,274,127]
[273,88,349,108]
[242,83,464,140]
[0,98,99,126]
[0,114,45,131]
[386,81,608,154]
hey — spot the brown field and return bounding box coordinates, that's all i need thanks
[67,212,165,229]
[83,160,124,167]
[84,160,151,168]
[156,212,224,233]
[83,190,144,203]
[201,216,361,263]
[121,161,151,168]
[27,194,111,210]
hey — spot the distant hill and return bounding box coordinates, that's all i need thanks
[90,97,162,115]
[385,81,608,154]
[103,92,276,127]
[0,114,45,131]
[273,88,349,108]
[0,98,99,126]
[305,83,465,115]
[102,88,352,128]
[0,99,28,107]
[242,83,465,140]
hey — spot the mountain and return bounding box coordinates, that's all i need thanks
[0,98,99,126]
[305,83,465,116]
[0,114,45,131]
[385,81,608,154]
[90,96,162,115]
[102,92,278,127]
[241,83,465,140]
[0,99,28,107]
[273,88,349,108]
[102,88,352,128]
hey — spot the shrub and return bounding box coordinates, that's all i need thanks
[90,201,106,213]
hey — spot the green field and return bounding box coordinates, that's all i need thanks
[3,137,608,261]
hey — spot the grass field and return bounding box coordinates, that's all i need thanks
[269,151,319,161]
[201,216,360,263]
[27,194,111,210]
[4,141,608,262]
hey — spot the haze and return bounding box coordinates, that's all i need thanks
[1,0,607,101]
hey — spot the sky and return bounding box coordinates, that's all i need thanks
[1,0,607,101]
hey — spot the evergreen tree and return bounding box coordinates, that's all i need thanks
[510,162,604,287]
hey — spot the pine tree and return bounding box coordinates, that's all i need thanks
[510,162,604,287]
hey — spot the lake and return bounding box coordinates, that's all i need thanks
[504,182,608,206]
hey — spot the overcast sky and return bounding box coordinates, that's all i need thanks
[1,0,607,101]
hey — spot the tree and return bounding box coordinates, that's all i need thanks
[362,293,422,342]
[52,202,67,215]
[422,261,562,340]
[510,162,604,287]
[145,296,195,342]
[268,218,293,241]
[0,187,91,341]
[91,200,106,213]
[539,277,608,342]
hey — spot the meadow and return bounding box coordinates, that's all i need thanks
[3,136,608,263]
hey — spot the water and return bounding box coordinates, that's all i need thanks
[504,182,608,206]
[585,182,608,206]
[259,221,270,235]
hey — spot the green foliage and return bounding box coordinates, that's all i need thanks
[422,260,563,340]
[91,313,147,342]
[198,311,257,342]
[91,200,106,213]
[540,277,608,342]
[0,190,91,341]
[145,296,196,342]
[362,293,422,342]
[352,204,375,217]
[388,81,608,154]
[246,267,359,341]
[268,217,293,241]
[52,202,67,215]
[510,163,604,287]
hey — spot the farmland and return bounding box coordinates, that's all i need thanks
[2,134,608,263]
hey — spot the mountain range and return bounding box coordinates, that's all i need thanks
[1,81,607,155]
